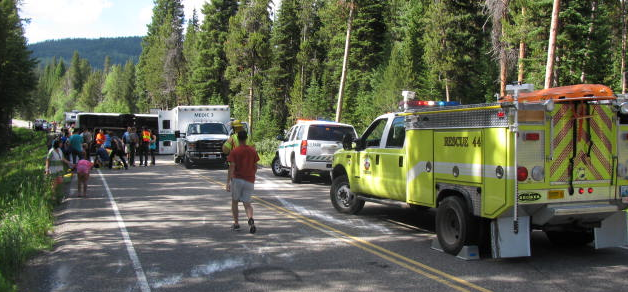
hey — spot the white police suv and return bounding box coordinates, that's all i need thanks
[272,120,357,183]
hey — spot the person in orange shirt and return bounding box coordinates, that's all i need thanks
[95,129,106,147]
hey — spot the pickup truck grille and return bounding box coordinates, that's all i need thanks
[197,140,225,152]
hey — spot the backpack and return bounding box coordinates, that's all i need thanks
[111,136,123,151]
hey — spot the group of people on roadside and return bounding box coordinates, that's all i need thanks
[93,126,158,169]
[45,126,158,198]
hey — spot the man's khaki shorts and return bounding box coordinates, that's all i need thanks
[231,178,254,203]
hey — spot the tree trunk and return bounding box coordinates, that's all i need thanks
[249,75,254,138]
[335,1,354,123]
[580,1,597,83]
[545,0,561,89]
[445,77,450,102]
[622,0,627,94]
[486,0,510,96]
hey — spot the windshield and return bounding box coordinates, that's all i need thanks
[187,123,228,135]
[307,125,356,141]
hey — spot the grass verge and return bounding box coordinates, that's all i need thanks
[255,137,280,167]
[0,128,64,292]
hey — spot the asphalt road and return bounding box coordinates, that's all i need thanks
[18,156,628,292]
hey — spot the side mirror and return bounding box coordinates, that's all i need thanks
[342,134,354,150]
[276,134,285,141]
[175,131,180,138]
[354,138,366,151]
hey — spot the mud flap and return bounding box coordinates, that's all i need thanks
[491,216,531,258]
[594,211,628,249]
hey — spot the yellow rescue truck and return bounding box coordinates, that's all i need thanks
[330,84,628,258]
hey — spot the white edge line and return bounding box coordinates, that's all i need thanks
[98,169,151,292]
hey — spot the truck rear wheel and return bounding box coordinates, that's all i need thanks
[436,196,478,255]
[290,158,303,183]
[330,175,364,214]
[272,155,287,176]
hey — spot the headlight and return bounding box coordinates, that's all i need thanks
[187,142,197,150]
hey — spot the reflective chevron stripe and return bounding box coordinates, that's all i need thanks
[306,155,333,162]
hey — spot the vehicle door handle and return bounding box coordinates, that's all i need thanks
[399,156,403,167]
[376,154,380,165]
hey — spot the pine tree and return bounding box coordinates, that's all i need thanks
[261,0,302,138]
[0,0,38,150]
[179,9,200,105]
[192,0,238,105]
[225,0,272,138]
[136,0,185,110]
[78,71,103,111]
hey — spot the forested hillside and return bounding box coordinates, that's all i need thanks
[11,0,628,143]
[28,37,142,69]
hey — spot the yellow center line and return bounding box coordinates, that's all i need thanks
[192,168,493,292]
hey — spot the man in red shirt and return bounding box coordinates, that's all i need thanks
[226,130,259,233]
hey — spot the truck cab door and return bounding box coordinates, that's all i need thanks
[356,118,390,195]
[379,116,407,201]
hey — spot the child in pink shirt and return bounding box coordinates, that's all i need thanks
[76,159,93,197]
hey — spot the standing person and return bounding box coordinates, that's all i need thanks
[222,120,246,155]
[103,131,112,150]
[149,129,157,166]
[60,128,71,160]
[225,131,259,234]
[81,128,93,161]
[68,128,84,164]
[138,127,150,167]
[75,159,93,197]
[122,127,131,162]
[108,133,128,170]
[129,127,139,166]
[45,140,74,191]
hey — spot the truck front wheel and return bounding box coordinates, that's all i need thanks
[272,155,287,176]
[436,196,478,255]
[330,175,364,214]
[184,155,193,169]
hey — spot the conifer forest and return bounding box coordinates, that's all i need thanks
[3,0,628,144]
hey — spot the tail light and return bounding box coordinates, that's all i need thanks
[517,166,528,181]
[587,187,594,194]
[524,133,540,141]
[578,188,585,194]
[300,140,307,155]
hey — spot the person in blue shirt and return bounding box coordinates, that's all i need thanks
[103,131,112,149]
[68,128,84,164]
[122,127,131,161]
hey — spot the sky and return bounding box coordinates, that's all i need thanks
[20,0,209,44]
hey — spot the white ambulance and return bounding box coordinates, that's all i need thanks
[158,106,230,167]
